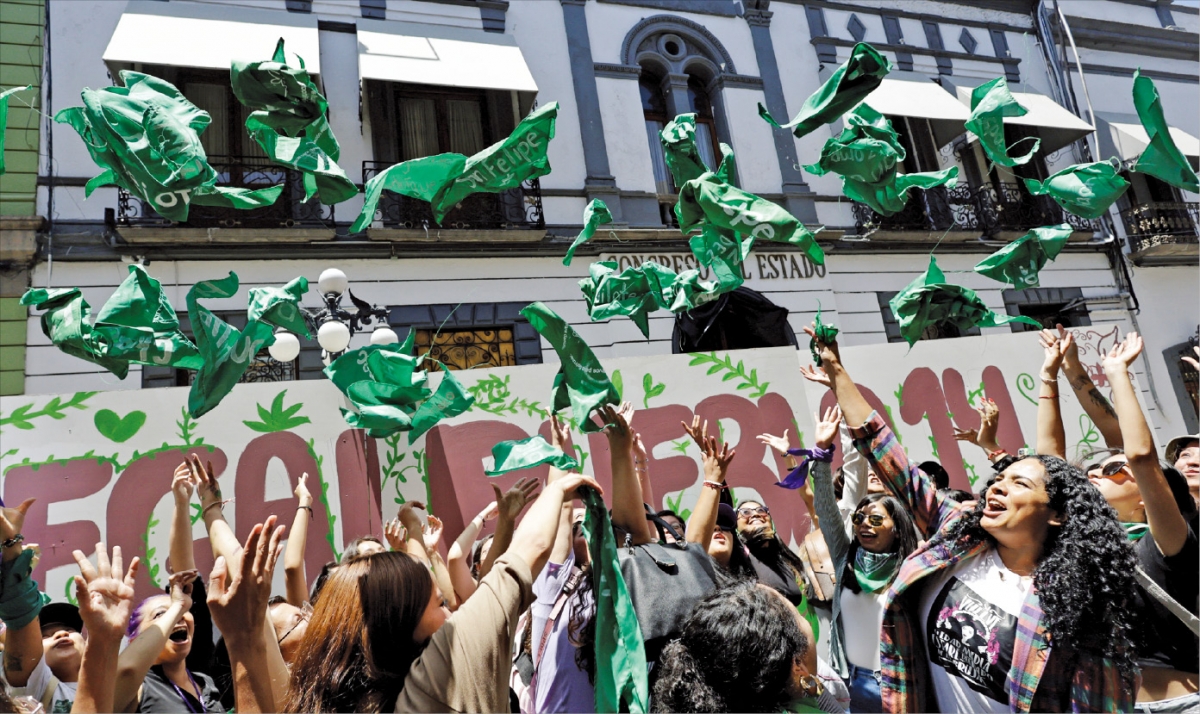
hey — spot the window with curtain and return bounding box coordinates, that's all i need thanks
[641,73,673,195]
[184,82,230,158]
[393,87,489,160]
[688,77,721,172]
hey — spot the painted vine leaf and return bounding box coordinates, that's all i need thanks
[0,392,97,431]
[687,352,770,398]
[641,373,666,408]
[243,389,311,432]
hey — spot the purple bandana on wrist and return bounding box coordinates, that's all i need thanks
[774,444,836,489]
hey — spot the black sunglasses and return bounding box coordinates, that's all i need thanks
[852,512,886,527]
[1087,460,1128,478]
[737,505,770,518]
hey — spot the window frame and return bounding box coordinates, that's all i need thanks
[391,83,493,160]
[1001,287,1092,333]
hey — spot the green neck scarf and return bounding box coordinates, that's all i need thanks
[854,548,900,594]
[1123,522,1150,542]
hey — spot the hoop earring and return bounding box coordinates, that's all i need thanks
[800,674,823,698]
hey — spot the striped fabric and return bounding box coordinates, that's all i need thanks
[847,411,1135,713]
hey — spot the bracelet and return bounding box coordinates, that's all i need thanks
[2,534,24,549]
[986,448,1008,460]
[202,500,227,517]
[702,480,727,490]
[298,505,313,518]
[1039,374,1058,385]
[1039,393,1058,399]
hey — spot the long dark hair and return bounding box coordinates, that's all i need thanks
[938,455,1138,685]
[567,563,598,684]
[284,552,432,712]
[652,582,807,712]
[843,494,920,594]
[737,500,807,582]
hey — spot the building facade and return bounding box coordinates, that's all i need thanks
[4,0,1198,437]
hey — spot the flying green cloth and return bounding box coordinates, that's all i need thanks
[350,102,557,231]
[1023,160,1129,220]
[231,38,358,205]
[323,340,414,394]
[810,303,839,367]
[407,366,474,444]
[580,488,649,713]
[55,71,283,223]
[563,199,613,266]
[579,260,731,338]
[660,114,711,186]
[974,224,1073,289]
[964,77,1040,168]
[802,103,906,185]
[759,43,890,140]
[843,166,959,217]
[677,173,826,265]
[889,256,1039,346]
[520,302,619,433]
[1132,69,1199,193]
[186,272,309,418]
[20,265,203,379]
[485,435,579,476]
[0,85,33,175]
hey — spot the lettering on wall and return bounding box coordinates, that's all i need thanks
[599,252,827,282]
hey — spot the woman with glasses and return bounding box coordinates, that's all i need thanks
[805,405,921,712]
[804,325,1138,713]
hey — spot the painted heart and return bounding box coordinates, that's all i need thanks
[94,409,147,443]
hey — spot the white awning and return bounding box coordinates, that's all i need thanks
[949,82,1094,155]
[1095,111,1200,166]
[357,19,537,93]
[861,72,971,147]
[103,1,320,77]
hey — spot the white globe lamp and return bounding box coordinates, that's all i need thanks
[317,268,349,297]
[370,326,399,345]
[317,320,352,354]
[267,330,301,362]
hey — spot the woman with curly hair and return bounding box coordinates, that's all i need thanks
[803,326,1138,713]
[652,581,843,713]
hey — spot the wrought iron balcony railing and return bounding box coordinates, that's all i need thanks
[1120,201,1199,255]
[360,161,545,231]
[853,181,1103,236]
[116,156,334,229]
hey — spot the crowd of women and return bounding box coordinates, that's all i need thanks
[0,326,1196,713]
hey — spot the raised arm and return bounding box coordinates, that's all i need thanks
[682,418,735,549]
[397,501,433,566]
[548,412,580,565]
[1103,333,1189,556]
[633,433,656,514]
[71,544,139,714]
[480,478,539,579]
[1059,324,1123,449]
[446,503,495,601]
[113,570,198,712]
[283,473,313,607]
[0,498,43,687]
[803,325,959,537]
[1035,329,1069,459]
[169,462,197,574]
[597,403,656,545]
[508,475,603,577]
[190,455,242,564]
[809,407,850,563]
[757,428,819,530]
[423,516,459,611]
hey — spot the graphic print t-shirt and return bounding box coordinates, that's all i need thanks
[919,549,1032,713]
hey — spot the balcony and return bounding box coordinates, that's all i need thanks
[114,156,336,244]
[1120,202,1199,265]
[853,182,1103,240]
[359,161,545,243]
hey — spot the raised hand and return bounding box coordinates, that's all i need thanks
[1039,328,1072,379]
[633,433,649,471]
[492,477,540,521]
[294,472,313,508]
[397,501,427,532]
[596,403,634,452]
[954,398,1000,453]
[188,454,222,508]
[0,497,35,548]
[423,515,445,552]
[72,543,140,643]
[756,430,791,456]
[802,323,840,367]
[1103,331,1144,373]
[1055,324,1081,370]
[207,516,285,643]
[798,363,832,388]
[550,473,605,502]
[814,405,842,450]
[171,462,195,504]
[384,519,407,552]
[167,568,199,612]
[682,415,709,447]
[478,501,499,522]
[699,436,736,484]
[548,411,575,453]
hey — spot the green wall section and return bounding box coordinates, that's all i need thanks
[0,0,44,217]
[0,296,25,395]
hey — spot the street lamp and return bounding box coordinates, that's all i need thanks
[267,268,392,363]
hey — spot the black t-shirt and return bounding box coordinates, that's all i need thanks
[138,666,224,713]
[748,551,804,605]
[1131,524,1199,673]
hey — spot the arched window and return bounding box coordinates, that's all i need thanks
[641,72,673,195]
[687,76,721,171]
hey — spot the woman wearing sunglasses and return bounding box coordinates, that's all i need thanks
[803,325,1138,713]
[805,405,920,713]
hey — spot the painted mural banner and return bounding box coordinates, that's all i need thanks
[0,329,1125,605]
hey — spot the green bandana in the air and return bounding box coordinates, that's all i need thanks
[802,103,905,185]
[231,38,358,205]
[1023,160,1129,220]
[579,260,730,338]
[485,435,579,476]
[974,224,1072,289]
[1131,69,1199,193]
[520,302,619,432]
[810,302,839,366]
[843,166,959,217]
[20,265,203,379]
[964,77,1040,168]
[56,72,283,223]
[563,199,613,266]
[759,42,890,139]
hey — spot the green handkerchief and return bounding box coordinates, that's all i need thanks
[408,366,474,444]
[520,302,619,432]
[843,166,959,217]
[974,224,1072,289]
[810,303,839,366]
[1023,161,1129,220]
[889,256,1039,346]
[801,103,906,185]
[579,260,732,338]
[964,77,1040,168]
[485,435,579,476]
[351,154,467,233]
[1132,69,1199,193]
[759,42,890,139]
[660,114,711,186]
[564,199,613,266]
